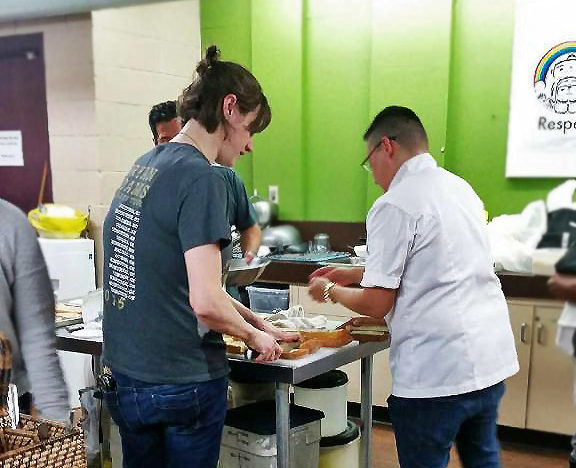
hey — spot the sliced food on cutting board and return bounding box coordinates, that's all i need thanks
[299,328,353,347]
[223,335,248,355]
[279,339,323,360]
[344,317,389,342]
[224,327,357,360]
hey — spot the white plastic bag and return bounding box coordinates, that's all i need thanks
[79,387,101,464]
[487,200,547,273]
[546,180,576,212]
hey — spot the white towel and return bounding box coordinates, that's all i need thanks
[264,305,327,329]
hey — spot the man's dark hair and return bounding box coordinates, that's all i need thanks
[149,100,177,141]
[178,45,271,134]
[364,106,428,151]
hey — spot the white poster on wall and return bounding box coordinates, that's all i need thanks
[0,131,24,167]
[506,0,576,177]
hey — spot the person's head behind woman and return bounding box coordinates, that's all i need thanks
[178,45,271,167]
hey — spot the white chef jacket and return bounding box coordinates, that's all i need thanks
[361,153,519,398]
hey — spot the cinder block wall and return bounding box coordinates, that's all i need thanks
[1,1,201,285]
[90,0,201,283]
[0,14,100,216]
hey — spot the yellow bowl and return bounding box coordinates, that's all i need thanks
[28,204,88,238]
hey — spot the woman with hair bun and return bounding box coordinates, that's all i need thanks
[102,46,294,467]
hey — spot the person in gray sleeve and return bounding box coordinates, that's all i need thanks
[0,198,69,422]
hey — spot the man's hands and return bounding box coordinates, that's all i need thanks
[308,266,364,303]
[308,277,331,303]
[245,329,283,361]
[308,266,363,286]
[308,265,396,319]
[548,274,576,303]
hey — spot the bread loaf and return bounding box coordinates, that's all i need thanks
[347,321,389,343]
[280,347,310,359]
[299,329,352,347]
[223,335,248,355]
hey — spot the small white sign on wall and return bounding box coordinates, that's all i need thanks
[506,0,576,177]
[0,131,24,167]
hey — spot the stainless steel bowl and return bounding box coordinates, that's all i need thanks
[261,225,302,249]
[250,194,278,228]
[224,257,271,287]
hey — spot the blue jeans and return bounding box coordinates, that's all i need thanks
[104,372,228,468]
[387,381,505,468]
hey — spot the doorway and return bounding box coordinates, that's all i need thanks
[0,33,52,213]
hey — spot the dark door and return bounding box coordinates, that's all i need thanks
[0,33,52,214]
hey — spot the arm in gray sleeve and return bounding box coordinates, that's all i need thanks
[230,171,257,231]
[12,219,70,422]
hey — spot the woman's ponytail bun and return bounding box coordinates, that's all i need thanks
[196,45,220,77]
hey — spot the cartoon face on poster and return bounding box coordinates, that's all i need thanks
[506,0,576,178]
[534,44,576,115]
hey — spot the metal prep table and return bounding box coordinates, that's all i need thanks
[56,329,389,468]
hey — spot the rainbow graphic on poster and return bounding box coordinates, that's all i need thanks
[533,41,576,114]
[534,41,576,83]
[507,0,576,178]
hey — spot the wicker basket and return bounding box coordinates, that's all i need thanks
[0,415,86,468]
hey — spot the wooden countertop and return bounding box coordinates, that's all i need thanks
[260,221,554,300]
[259,262,554,300]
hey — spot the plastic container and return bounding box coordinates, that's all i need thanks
[220,401,323,468]
[532,248,568,276]
[28,203,88,239]
[38,238,96,302]
[319,420,360,468]
[294,370,349,437]
[247,286,290,313]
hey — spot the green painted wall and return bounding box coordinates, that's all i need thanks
[304,0,372,220]
[251,0,306,220]
[444,0,563,217]
[366,0,452,211]
[200,0,254,189]
[201,0,569,221]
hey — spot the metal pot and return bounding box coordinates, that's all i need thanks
[250,191,278,228]
[261,224,302,250]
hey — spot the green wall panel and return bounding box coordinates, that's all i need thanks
[200,0,254,191]
[365,0,453,211]
[201,0,565,222]
[304,0,371,221]
[444,0,565,218]
[251,0,305,220]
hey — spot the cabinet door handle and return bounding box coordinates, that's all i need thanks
[537,323,544,345]
[520,323,528,343]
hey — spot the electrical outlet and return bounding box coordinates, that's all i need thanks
[268,185,279,204]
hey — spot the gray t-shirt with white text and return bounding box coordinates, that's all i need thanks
[102,143,231,384]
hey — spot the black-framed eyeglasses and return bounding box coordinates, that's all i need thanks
[361,136,396,172]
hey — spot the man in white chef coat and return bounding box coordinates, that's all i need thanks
[309,106,519,468]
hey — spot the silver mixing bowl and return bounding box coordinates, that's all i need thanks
[224,257,271,287]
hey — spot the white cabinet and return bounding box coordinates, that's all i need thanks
[498,301,532,428]
[525,304,576,435]
[290,288,576,435]
[500,300,576,435]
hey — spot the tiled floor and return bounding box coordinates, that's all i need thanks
[371,425,569,468]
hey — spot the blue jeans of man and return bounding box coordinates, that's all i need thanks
[387,381,505,468]
[104,371,228,468]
